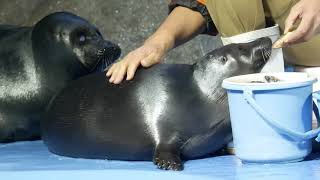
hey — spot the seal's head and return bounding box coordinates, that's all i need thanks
[193,37,272,101]
[31,12,121,79]
[194,37,272,80]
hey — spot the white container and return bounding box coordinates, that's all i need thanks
[221,25,284,73]
[292,66,320,92]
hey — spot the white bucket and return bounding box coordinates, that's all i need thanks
[221,25,284,73]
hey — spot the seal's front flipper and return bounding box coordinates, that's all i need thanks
[153,143,183,171]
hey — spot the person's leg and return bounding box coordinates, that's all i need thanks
[205,0,265,37]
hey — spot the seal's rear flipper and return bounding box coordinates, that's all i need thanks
[153,143,183,171]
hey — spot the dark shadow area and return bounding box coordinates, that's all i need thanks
[304,152,320,161]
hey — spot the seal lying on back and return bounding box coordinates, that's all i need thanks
[42,37,272,171]
[0,12,121,142]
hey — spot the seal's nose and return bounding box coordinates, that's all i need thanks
[92,42,121,72]
[104,41,121,60]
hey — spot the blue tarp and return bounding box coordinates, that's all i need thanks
[1,141,320,180]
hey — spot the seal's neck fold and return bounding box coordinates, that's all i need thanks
[192,64,227,104]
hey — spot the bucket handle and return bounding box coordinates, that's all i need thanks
[243,89,320,142]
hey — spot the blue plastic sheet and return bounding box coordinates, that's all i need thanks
[0,141,320,180]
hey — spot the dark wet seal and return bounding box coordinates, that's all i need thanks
[42,37,273,171]
[0,12,121,143]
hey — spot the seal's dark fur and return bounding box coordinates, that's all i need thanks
[42,37,272,171]
[0,12,121,142]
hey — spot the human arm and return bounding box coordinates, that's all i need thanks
[106,5,207,84]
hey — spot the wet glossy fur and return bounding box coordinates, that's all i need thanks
[42,37,272,171]
[0,12,121,142]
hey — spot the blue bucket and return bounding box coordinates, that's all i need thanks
[222,72,320,163]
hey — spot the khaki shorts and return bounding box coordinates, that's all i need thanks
[205,0,320,66]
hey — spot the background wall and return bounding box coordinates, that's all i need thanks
[0,0,221,64]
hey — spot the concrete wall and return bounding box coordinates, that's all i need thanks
[0,0,221,64]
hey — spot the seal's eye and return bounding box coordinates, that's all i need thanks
[79,34,86,42]
[220,56,227,63]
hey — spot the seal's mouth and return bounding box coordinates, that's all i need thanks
[252,37,272,69]
[90,44,121,72]
[261,46,272,63]
[254,49,271,70]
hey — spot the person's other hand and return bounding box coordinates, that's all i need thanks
[283,0,320,46]
[106,43,166,84]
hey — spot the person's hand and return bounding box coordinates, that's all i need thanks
[106,5,206,83]
[282,0,320,46]
[106,43,166,84]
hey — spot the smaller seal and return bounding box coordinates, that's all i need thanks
[0,12,121,142]
[42,37,272,171]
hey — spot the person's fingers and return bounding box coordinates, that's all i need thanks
[284,6,301,34]
[284,15,314,44]
[108,64,119,83]
[126,60,141,80]
[107,52,133,83]
[123,51,145,81]
[106,63,116,77]
[109,62,125,83]
[107,44,166,83]
[113,63,128,84]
